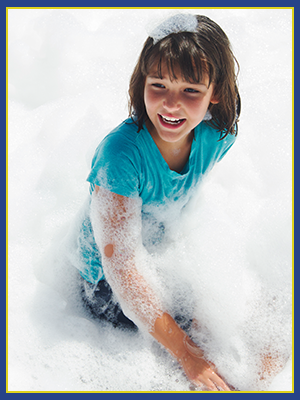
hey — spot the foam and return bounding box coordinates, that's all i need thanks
[148,13,198,44]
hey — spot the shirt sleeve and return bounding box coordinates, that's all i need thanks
[212,121,237,163]
[217,132,236,162]
[87,131,141,198]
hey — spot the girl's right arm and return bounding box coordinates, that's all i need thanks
[91,185,231,391]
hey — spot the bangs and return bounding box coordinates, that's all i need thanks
[142,33,215,85]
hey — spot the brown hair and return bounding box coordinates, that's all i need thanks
[128,15,240,139]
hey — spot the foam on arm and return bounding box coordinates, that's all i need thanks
[90,185,163,331]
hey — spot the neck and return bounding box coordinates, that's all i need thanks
[146,120,193,150]
[146,121,194,172]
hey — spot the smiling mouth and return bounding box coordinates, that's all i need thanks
[158,114,186,126]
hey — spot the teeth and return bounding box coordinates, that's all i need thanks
[161,115,183,124]
[164,116,180,122]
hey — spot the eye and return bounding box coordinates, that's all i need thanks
[152,83,165,89]
[184,88,200,93]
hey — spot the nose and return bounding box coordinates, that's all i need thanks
[163,91,181,112]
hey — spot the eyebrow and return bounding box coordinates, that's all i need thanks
[148,75,163,79]
[147,75,208,88]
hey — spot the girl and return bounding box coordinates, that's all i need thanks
[74,14,240,391]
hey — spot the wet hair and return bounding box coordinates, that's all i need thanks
[128,15,240,139]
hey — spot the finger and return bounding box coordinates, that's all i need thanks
[193,376,218,391]
[205,379,218,391]
[227,383,238,391]
[209,371,231,391]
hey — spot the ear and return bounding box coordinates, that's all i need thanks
[210,95,219,105]
[210,88,219,104]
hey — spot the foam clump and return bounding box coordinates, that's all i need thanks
[148,13,198,44]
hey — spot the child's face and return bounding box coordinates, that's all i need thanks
[144,62,218,145]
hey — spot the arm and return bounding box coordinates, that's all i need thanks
[152,313,231,390]
[91,185,231,391]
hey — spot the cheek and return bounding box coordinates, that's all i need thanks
[144,89,160,115]
[185,99,207,119]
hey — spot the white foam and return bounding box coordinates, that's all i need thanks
[8,8,293,392]
[148,13,198,44]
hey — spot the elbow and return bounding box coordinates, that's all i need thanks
[104,243,114,258]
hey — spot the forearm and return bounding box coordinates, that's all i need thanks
[105,257,192,361]
[104,261,192,360]
[151,312,189,359]
[102,251,163,330]
[101,240,196,361]
[102,245,190,357]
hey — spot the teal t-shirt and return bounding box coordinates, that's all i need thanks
[76,118,236,283]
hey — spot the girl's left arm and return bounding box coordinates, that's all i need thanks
[90,186,232,391]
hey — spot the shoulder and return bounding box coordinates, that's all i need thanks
[196,121,236,143]
[92,119,142,164]
[194,121,237,162]
[88,119,143,197]
[99,118,141,149]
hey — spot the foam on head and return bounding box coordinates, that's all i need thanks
[148,14,198,44]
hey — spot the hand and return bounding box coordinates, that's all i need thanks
[151,314,234,391]
[178,336,231,391]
